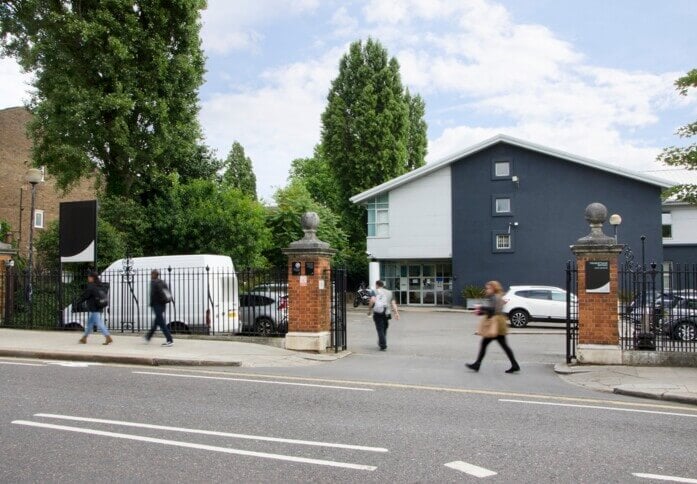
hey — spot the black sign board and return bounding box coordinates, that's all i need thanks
[305,262,315,276]
[586,260,610,293]
[291,261,301,276]
[59,200,97,263]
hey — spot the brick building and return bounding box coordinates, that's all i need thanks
[0,106,96,258]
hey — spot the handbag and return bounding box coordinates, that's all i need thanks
[496,314,509,335]
[477,316,499,338]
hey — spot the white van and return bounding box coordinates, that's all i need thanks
[63,255,240,334]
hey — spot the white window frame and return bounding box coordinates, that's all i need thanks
[367,194,389,238]
[33,209,44,229]
[495,197,511,214]
[494,161,510,177]
[496,234,511,250]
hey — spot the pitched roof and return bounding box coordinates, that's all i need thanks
[350,134,674,204]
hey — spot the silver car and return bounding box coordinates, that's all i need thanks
[239,291,288,335]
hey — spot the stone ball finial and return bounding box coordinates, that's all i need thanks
[584,203,608,225]
[301,212,320,231]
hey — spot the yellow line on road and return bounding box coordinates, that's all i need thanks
[137,367,697,413]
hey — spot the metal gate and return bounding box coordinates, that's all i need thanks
[565,261,578,363]
[330,268,348,352]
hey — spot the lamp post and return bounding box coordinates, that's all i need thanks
[25,168,43,304]
[609,214,622,243]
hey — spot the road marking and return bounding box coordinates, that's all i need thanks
[133,371,375,392]
[444,461,497,478]
[44,361,102,367]
[140,368,697,413]
[33,413,387,453]
[633,473,697,483]
[0,361,45,367]
[499,399,697,418]
[12,420,377,471]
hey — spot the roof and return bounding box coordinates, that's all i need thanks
[350,134,674,204]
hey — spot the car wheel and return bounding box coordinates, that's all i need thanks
[674,321,696,341]
[168,321,190,335]
[254,317,275,336]
[509,309,529,328]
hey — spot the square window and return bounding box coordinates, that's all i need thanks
[33,210,44,229]
[494,161,510,177]
[495,198,511,214]
[496,234,511,250]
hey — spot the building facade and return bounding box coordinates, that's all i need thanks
[0,106,96,258]
[352,135,672,306]
[662,200,697,268]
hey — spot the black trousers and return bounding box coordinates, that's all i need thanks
[475,335,518,366]
[147,304,173,343]
[373,313,389,349]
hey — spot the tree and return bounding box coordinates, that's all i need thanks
[0,219,10,242]
[320,38,424,243]
[405,89,428,171]
[265,180,348,267]
[221,141,257,199]
[288,147,338,210]
[0,0,210,198]
[659,69,697,203]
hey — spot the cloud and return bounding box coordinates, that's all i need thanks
[0,57,31,109]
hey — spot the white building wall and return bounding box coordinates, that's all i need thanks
[664,204,697,244]
[367,166,452,260]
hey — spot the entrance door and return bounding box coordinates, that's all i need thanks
[408,265,422,304]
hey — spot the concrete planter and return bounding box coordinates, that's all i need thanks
[465,298,486,310]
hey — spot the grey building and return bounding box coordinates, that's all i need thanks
[351,135,673,306]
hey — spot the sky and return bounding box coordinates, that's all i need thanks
[1,0,696,198]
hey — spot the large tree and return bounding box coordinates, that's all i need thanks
[221,141,257,199]
[405,89,428,171]
[320,38,426,243]
[0,0,211,197]
[659,69,697,203]
[288,147,337,211]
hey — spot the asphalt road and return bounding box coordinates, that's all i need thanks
[1,311,696,483]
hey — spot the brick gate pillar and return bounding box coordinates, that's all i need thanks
[282,212,336,352]
[571,203,624,364]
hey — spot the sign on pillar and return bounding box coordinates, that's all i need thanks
[282,212,336,352]
[571,203,624,365]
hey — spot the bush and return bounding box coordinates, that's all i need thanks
[462,285,486,300]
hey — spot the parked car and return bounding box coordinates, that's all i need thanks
[502,285,577,328]
[659,296,697,341]
[239,290,288,335]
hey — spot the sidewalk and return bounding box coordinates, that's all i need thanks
[0,329,348,367]
[555,363,697,406]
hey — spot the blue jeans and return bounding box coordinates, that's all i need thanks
[84,312,110,337]
[147,304,173,343]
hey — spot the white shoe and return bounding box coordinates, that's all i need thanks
[162,341,173,347]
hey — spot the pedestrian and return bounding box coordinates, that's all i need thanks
[369,280,400,351]
[76,271,112,345]
[145,269,174,346]
[466,280,520,373]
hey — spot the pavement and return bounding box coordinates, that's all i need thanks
[0,329,347,367]
[555,363,697,405]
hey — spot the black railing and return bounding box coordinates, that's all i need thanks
[565,261,579,363]
[620,263,697,352]
[330,268,348,352]
[1,266,290,337]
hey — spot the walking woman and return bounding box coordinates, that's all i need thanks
[76,271,112,345]
[466,281,519,373]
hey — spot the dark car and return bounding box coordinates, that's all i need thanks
[660,297,697,341]
[239,291,288,336]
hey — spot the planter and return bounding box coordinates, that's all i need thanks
[466,298,486,310]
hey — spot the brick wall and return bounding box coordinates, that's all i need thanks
[0,107,97,258]
[286,254,332,333]
[577,254,620,345]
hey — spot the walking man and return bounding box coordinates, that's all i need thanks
[369,280,400,351]
[145,270,174,346]
[76,271,112,345]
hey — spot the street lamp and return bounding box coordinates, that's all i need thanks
[609,213,622,243]
[25,168,43,303]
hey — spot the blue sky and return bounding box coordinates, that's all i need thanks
[2,0,696,198]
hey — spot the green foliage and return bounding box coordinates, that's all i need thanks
[265,180,348,267]
[0,0,211,198]
[221,141,257,199]
[658,68,697,203]
[34,219,126,272]
[462,285,486,299]
[0,219,10,241]
[288,148,338,210]
[405,89,428,171]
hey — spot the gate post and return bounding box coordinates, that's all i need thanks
[571,203,624,364]
[282,212,336,352]
[0,242,18,324]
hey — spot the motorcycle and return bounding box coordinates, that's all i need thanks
[353,282,373,307]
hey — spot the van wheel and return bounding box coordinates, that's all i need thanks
[509,310,529,328]
[63,322,83,331]
[254,317,275,336]
[674,321,696,341]
[121,321,135,333]
[168,321,190,335]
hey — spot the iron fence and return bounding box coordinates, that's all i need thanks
[619,263,697,352]
[330,268,348,352]
[1,265,290,337]
[565,261,579,363]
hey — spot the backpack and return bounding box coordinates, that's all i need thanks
[95,284,110,309]
[373,289,388,314]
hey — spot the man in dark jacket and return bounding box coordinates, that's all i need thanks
[145,269,173,346]
[76,271,112,345]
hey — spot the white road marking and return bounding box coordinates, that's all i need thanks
[633,473,697,483]
[499,399,697,418]
[44,361,101,367]
[444,461,497,478]
[133,371,375,392]
[33,413,387,453]
[12,420,377,471]
[0,361,45,367]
